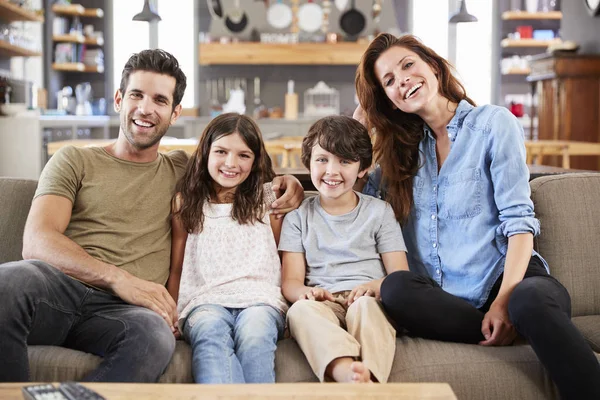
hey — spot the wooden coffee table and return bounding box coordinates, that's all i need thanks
[0,382,457,399]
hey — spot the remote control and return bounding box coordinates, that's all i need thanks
[58,382,106,400]
[22,384,68,400]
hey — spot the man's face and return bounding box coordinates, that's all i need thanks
[114,70,181,150]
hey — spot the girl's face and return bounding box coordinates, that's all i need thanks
[207,132,255,198]
[374,46,440,116]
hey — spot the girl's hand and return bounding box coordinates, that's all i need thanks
[480,301,517,346]
[347,279,382,306]
[271,175,304,219]
[299,287,335,302]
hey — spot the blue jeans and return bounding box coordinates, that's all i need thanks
[183,304,285,384]
[0,260,176,382]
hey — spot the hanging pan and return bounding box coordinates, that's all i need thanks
[207,0,223,18]
[297,0,323,33]
[225,0,248,33]
[339,0,365,39]
[266,0,293,30]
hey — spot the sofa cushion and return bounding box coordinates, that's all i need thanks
[572,315,600,353]
[530,173,600,317]
[389,336,562,400]
[0,178,37,264]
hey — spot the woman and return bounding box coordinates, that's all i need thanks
[355,33,600,399]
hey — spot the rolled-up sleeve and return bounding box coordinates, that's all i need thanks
[487,108,540,239]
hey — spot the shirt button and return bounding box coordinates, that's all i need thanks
[436,269,441,275]
[433,185,437,192]
[431,214,436,220]
[432,242,437,248]
[448,132,452,138]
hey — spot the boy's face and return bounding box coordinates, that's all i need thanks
[309,143,367,203]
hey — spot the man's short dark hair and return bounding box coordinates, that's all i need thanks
[301,115,373,171]
[119,49,187,109]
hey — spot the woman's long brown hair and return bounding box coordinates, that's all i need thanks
[174,113,275,233]
[355,33,475,223]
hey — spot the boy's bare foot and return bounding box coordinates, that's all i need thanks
[326,357,372,383]
[349,361,371,383]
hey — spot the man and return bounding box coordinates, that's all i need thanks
[0,49,303,382]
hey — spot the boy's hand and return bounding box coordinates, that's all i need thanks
[347,279,383,306]
[299,287,335,302]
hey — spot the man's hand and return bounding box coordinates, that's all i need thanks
[271,175,304,218]
[111,271,178,332]
[479,301,517,346]
[299,287,335,302]
[347,279,382,306]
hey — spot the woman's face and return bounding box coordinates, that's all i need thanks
[374,46,440,115]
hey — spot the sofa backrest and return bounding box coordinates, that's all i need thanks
[530,173,600,317]
[0,178,37,264]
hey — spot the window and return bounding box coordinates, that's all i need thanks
[157,0,194,108]
[112,1,149,93]
[112,0,195,108]
[411,0,493,105]
[455,1,493,105]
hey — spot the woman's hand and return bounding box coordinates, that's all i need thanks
[271,175,304,218]
[353,105,367,128]
[347,279,383,306]
[479,300,517,346]
[299,287,335,302]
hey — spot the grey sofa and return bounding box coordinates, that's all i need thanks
[1,174,599,399]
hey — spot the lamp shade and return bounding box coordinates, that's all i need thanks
[449,0,477,23]
[133,0,161,22]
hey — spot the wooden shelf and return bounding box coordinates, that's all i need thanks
[52,62,104,73]
[0,0,43,22]
[53,34,103,46]
[0,39,41,57]
[501,38,561,48]
[502,11,562,20]
[51,4,104,18]
[502,68,531,75]
[199,42,369,65]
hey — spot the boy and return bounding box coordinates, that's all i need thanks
[279,115,408,383]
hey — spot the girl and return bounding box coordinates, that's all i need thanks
[354,33,600,399]
[167,113,287,384]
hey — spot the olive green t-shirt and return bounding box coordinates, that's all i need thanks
[35,146,189,285]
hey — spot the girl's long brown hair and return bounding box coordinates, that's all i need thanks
[175,113,275,233]
[355,33,475,222]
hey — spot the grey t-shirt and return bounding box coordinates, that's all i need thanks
[279,192,407,293]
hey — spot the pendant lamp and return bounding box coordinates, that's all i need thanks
[133,0,161,22]
[449,0,477,23]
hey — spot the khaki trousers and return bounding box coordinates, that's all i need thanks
[286,292,396,382]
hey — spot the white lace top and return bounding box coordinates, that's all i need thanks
[177,202,288,325]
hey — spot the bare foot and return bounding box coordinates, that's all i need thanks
[326,357,372,383]
[349,361,371,383]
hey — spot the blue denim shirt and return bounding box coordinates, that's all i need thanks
[364,100,548,308]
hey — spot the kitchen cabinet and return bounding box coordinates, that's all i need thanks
[527,53,600,170]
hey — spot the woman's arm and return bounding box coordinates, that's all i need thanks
[480,233,532,346]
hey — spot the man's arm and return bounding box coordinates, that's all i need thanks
[270,175,304,217]
[22,194,178,330]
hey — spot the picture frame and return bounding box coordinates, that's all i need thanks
[585,0,600,16]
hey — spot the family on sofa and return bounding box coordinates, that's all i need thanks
[1,36,599,400]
